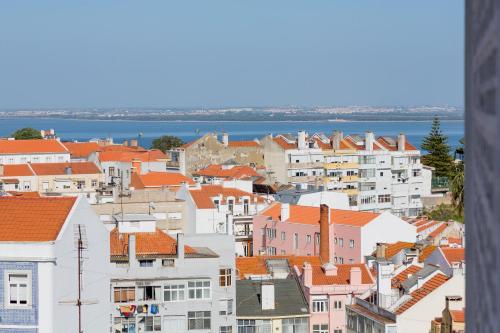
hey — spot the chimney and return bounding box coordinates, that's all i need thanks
[131,159,142,174]
[64,166,72,175]
[303,262,313,287]
[376,261,394,308]
[261,282,275,310]
[376,243,387,259]
[128,234,136,263]
[319,204,337,275]
[177,233,185,260]
[0,165,4,176]
[416,276,424,289]
[222,133,229,147]
[365,131,374,151]
[332,130,343,150]
[297,130,307,150]
[123,140,129,146]
[350,267,362,285]
[445,296,463,311]
[130,139,138,147]
[280,203,290,222]
[397,133,406,152]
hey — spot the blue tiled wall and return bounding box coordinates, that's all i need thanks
[0,262,38,330]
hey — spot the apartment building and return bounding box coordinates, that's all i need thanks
[192,163,262,185]
[110,223,236,333]
[0,162,104,201]
[0,139,70,164]
[176,182,269,256]
[0,196,111,333]
[130,171,195,190]
[261,131,425,217]
[168,132,264,176]
[253,202,416,263]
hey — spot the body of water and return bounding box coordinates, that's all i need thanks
[0,118,464,151]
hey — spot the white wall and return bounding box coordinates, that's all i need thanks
[296,191,350,210]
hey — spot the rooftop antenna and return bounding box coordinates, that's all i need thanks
[59,224,98,333]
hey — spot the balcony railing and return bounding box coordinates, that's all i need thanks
[287,162,324,169]
[324,162,359,170]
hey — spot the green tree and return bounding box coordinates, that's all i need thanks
[11,127,42,140]
[450,163,464,218]
[421,117,454,177]
[151,135,184,152]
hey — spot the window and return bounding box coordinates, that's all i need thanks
[162,259,175,267]
[214,199,220,209]
[312,299,328,312]
[188,280,211,300]
[219,298,233,315]
[338,257,344,264]
[281,231,286,240]
[6,272,30,306]
[338,238,344,247]
[109,167,115,176]
[143,316,161,332]
[379,172,384,176]
[77,180,85,189]
[163,316,186,332]
[282,317,308,333]
[238,319,271,333]
[266,247,277,255]
[360,195,376,205]
[137,286,161,301]
[164,284,185,301]
[113,286,135,303]
[220,268,232,287]
[220,326,233,333]
[334,330,343,333]
[313,324,328,333]
[306,235,312,244]
[91,179,98,187]
[114,317,136,333]
[243,199,249,215]
[228,199,234,213]
[139,260,154,267]
[333,300,343,309]
[349,240,355,248]
[293,233,299,249]
[378,194,391,203]
[281,250,286,255]
[188,311,211,330]
[265,228,276,239]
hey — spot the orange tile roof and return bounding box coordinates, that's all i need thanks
[62,142,100,158]
[427,223,448,239]
[30,162,101,175]
[110,228,196,258]
[1,164,34,176]
[0,139,68,154]
[236,255,373,285]
[6,191,41,198]
[0,197,76,241]
[417,220,441,233]
[189,185,265,209]
[450,309,465,322]
[384,242,415,259]
[100,145,147,152]
[419,245,437,262]
[447,237,462,245]
[194,165,260,179]
[130,172,194,189]
[273,137,297,149]
[391,265,421,288]
[376,137,418,151]
[227,141,260,148]
[261,202,380,227]
[440,247,465,264]
[98,149,167,162]
[395,273,449,314]
[313,138,332,150]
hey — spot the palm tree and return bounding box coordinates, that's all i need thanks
[450,163,464,218]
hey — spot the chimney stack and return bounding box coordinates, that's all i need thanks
[222,133,229,147]
[65,166,72,175]
[130,139,138,147]
[319,204,337,276]
[350,267,362,285]
[445,296,463,311]
[303,262,313,287]
[132,159,142,174]
[398,133,406,152]
[332,130,343,150]
[298,130,307,150]
[365,131,374,151]
[376,243,387,259]
[177,233,185,260]
[123,139,129,147]
[0,165,4,176]
[376,261,394,308]
[261,282,275,310]
[280,203,290,222]
[128,234,136,264]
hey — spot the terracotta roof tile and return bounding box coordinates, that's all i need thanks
[189,185,265,209]
[0,197,76,241]
[391,265,421,288]
[62,142,100,158]
[440,247,465,264]
[427,223,448,239]
[1,164,34,176]
[419,245,437,262]
[227,141,260,148]
[384,242,415,259]
[417,220,441,233]
[110,228,196,258]
[30,162,101,175]
[130,172,194,189]
[99,149,167,162]
[450,309,465,322]
[273,137,297,150]
[261,202,380,227]
[194,165,260,179]
[0,139,68,154]
[395,273,449,314]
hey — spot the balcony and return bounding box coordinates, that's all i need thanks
[341,175,359,182]
[165,160,180,168]
[287,162,324,169]
[341,188,359,196]
[324,162,359,170]
[290,175,318,183]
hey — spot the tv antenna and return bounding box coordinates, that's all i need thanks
[58,224,99,333]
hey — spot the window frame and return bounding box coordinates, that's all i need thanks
[4,270,31,308]
[219,268,232,287]
[187,311,211,330]
[187,280,211,300]
[164,283,186,302]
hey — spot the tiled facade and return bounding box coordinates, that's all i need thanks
[0,261,38,332]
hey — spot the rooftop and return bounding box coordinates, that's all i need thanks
[395,273,449,314]
[98,149,167,162]
[0,139,69,154]
[440,247,465,264]
[29,162,101,175]
[131,172,195,189]
[0,197,76,242]
[194,164,260,180]
[189,185,265,209]
[62,142,100,158]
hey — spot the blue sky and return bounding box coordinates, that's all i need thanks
[0,1,464,109]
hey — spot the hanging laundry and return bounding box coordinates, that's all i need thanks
[150,304,159,314]
[119,305,136,317]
